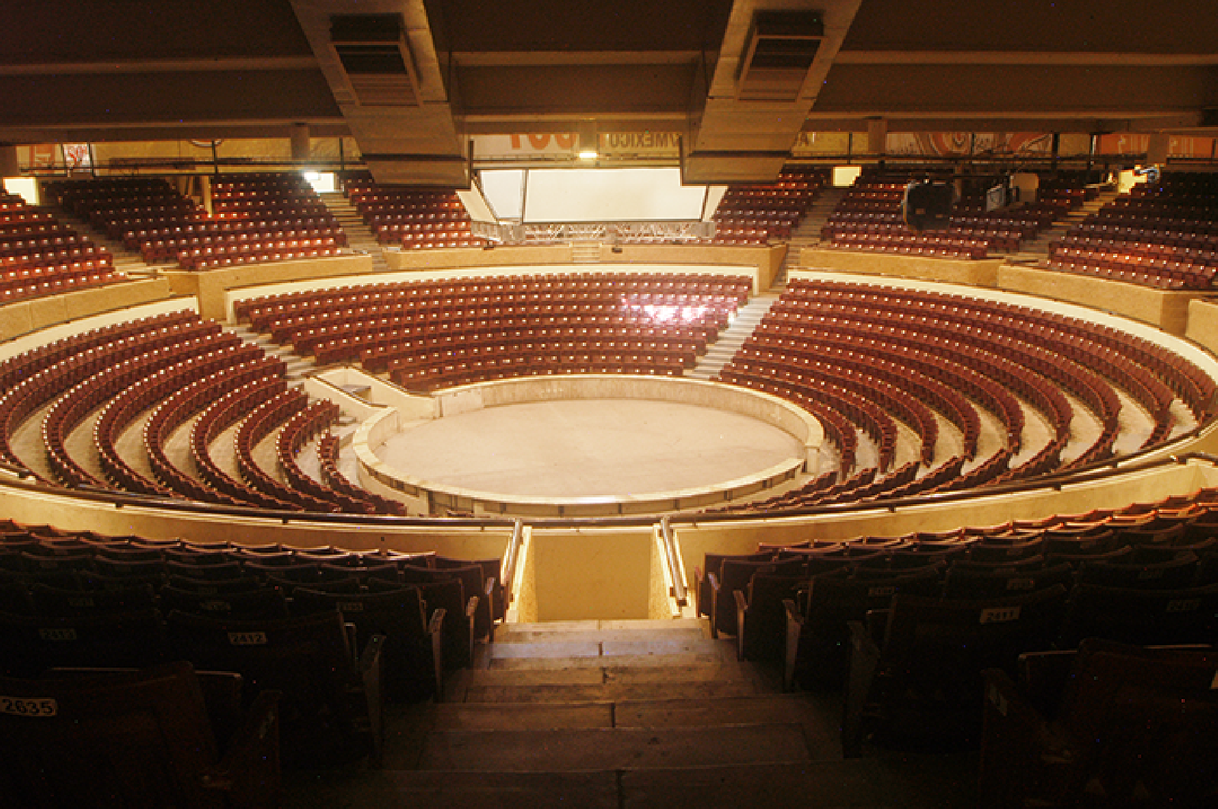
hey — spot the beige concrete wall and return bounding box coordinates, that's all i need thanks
[1187,299,1218,356]
[526,525,655,621]
[165,253,374,321]
[384,243,778,295]
[0,279,175,342]
[674,461,1218,574]
[999,264,1197,335]
[798,247,1004,288]
[0,479,511,559]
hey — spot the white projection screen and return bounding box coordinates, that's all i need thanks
[521,167,709,223]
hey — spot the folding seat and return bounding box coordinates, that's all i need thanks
[0,607,170,677]
[0,661,281,809]
[784,565,943,692]
[159,580,289,621]
[166,608,384,768]
[1058,580,1218,647]
[292,584,443,702]
[981,640,1218,808]
[942,559,1074,599]
[842,584,1068,756]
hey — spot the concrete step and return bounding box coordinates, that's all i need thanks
[416,722,812,771]
[499,618,705,634]
[493,626,708,647]
[476,651,749,677]
[461,677,763,704]
[433,701,614,731]
[284,756,978,809]
[430,693,822,733]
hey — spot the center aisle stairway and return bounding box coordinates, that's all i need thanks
[283,618,978,808]
[688,289,783,381]
[321,191,391,274]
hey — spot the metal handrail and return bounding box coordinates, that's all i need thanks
[500,518,525,609]
[659,516,688,607]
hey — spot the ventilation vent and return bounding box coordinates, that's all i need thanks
[738,10,824,101]
[331,14,419,107]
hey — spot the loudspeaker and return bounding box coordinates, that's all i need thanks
[902,181,954,232]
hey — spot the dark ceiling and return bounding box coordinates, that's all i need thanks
[0,0,1213,183]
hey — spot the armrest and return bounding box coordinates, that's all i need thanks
[980,667,1076,805]
[483,577,497,644]
[203,689,281,809]
[863,608,889,644]
[693,565,706,617]
[842,619,883,758]
[733,589,749,661]
[355,633,386,767]
[428,607,446,703]
[782,598,803,692]
[464,596,479,669]
[1017,649,1078,717]
[707,571,721,638]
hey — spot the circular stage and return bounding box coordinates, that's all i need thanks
[356,376,822,517]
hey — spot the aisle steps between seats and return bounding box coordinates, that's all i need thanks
[282,617,979,808]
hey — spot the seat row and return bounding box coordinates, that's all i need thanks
[715,276,1202,500]
[275,401,401,515]
[0,540,501,768]
[1045,175,1218,289]
[235,271,750,323]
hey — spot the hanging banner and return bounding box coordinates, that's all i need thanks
[472,134,578,160]
[791,132,854,156]
[62,144,92,170]
[884,133,1053,157]
[1096,134,1215,158]
[598,132,680,158]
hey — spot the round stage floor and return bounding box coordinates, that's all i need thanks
[377,398,807,500]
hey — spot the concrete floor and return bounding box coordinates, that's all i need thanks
[377,398,807,498]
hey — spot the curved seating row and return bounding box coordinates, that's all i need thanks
[821,171,1080,258]
[41,332,250,489]
[0,317,225,474]
[189,378,302,511]
[1047,174,1218,289]
[275,402,396,515]
[234,388,343,513]
[47,175,349,272]
[713,277,1209,509]
[238,272,750,390]
[315,433,407,516]
[138,358,287,504]
[0,193,125,303]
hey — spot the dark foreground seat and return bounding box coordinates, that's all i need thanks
[166,608,384,768]
[0,660,281,809]
[842,584,1068,756]
[981,639,1218,808]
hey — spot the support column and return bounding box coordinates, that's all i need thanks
[867,118,888,156]
[0,145,19,177]
[1146,132,1171,165]
[290,123,312,162]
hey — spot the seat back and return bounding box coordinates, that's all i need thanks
[862,584,1068,749]
[795,565,943,688]
[0,608,169,677]
[0,661,223,809]
[1058,580,1218,647]
[292,585,437,701]
[942,560,1074,599]
[1055,639,1218,804]
[165,609,376,767]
